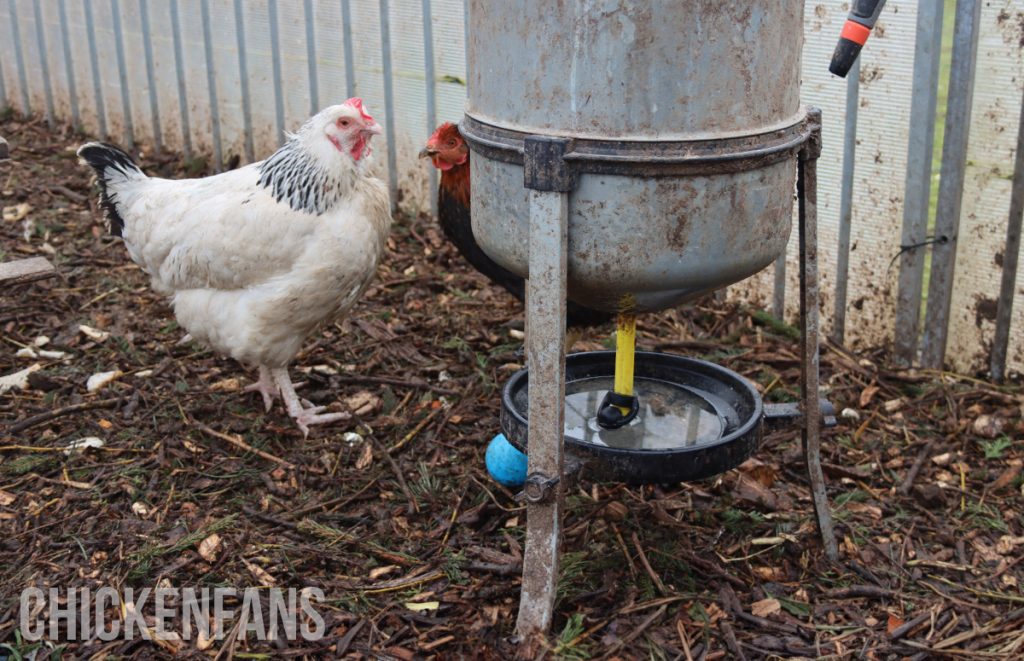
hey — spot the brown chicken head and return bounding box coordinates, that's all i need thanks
[420,122,469,171]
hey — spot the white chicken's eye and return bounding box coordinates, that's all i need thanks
[338,119,350,128]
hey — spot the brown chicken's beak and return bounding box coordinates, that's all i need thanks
[419,146,438,159]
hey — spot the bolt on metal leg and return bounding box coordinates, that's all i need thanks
[798,110,838,562]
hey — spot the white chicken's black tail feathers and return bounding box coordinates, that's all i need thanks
[77,142,144,237]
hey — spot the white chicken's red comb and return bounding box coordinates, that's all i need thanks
[343,97,374,122]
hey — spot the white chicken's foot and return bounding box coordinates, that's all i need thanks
[270,367,351,437]
[245,365,279,412]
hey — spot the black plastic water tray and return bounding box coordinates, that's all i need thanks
[500,351,764,484]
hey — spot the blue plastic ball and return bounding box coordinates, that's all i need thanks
[485,433,528,487]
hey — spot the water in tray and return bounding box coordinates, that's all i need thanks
[564,377,724,451]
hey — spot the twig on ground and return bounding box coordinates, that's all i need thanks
[194,421,295,469]
[336,619,366,656]
[372,436,419,514]
[825,585,897,600]
[631,531,667,595]
[889,612,932,641]
[47,184,87,203]
[677,618,694,661]
[719,621,746,661]
[900,440,935,495]
[6,397,121,435]
[389,406,443,455]
[334,374,459,396]
[287,478,379,518]
[606,604,669,655]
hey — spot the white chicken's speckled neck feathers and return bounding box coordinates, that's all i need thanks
[257,109,369,216]
[257,140,349,216]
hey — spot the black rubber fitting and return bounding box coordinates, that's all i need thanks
[829,38,863,78]
[597,391,640,430]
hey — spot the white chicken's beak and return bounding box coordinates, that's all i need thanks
[363,121,383,137]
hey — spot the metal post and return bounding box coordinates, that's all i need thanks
[772,253,786,321]
[268,0,285,146]
[894,0,945,367]
[140,0,162,153]
[200,0,222,170]
[921,0,982,369]
[341,0,356,97]
[32,0,55,128]
[84,0,107,137]
[516,135,572,648]
[111,0,134,148]
[10,0,31,115]
[0,42,6,109]
[517,187,569,646]
[233,0,254,163]
[379,0,399,215]
[991,92,1024,382]
[304,0,319,114]
[57,0,79,128]
[422,0,438,216]
[798,110,838,562]
[832,59,860,344]
[170,0,191,158]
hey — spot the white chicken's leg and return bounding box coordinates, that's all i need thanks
[245,365,279,412]
[270,367,350,437]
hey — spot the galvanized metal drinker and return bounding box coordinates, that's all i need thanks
[462,1,838,645]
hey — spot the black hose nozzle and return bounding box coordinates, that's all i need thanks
[829,0,887,78]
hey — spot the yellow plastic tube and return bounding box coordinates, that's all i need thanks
[613,312,636,413]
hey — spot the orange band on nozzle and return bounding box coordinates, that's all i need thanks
[840,20,872,46]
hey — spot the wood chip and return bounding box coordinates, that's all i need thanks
[197,533,222,562]
[86,370,123,392]
[243,560,276,586]
[0,363,42,394]
[751,598,781,617]
[992,460,1023,490]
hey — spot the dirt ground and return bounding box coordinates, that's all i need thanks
[2,113,1024,660]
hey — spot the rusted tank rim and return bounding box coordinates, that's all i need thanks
[460,111,813,177]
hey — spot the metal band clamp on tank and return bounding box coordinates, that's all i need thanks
[460,0,886,641]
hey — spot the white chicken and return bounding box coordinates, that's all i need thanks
[78,98,392,436]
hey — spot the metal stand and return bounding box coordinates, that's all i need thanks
[799,110,839,561]
[513,111,837,648]
[516,139,571,649]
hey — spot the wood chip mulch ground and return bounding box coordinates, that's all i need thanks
[2,113,1024,660]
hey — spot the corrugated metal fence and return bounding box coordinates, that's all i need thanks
[2,0,1023,378]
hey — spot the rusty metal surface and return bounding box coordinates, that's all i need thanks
[992,91,1024,382]
[464,0,806,315]
[466,0,803,141]
[831,59,859,345]
[772,253,786,320]
[921,0,984,369]
[894,1,945,367]
[798,113,838,562]
[517,190,568,642]
[470,150,796,313]
[945,0,1024,377]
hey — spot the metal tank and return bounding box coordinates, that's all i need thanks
[462,0,806,312]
